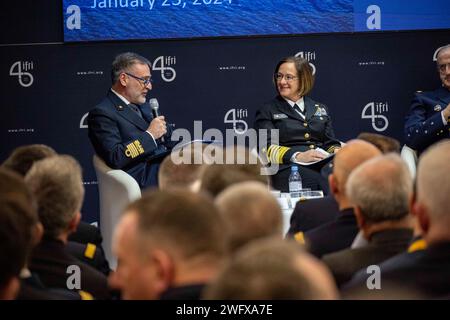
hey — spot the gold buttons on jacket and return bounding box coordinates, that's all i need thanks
[309,144,315,149]
[304,133,310,139]
[303,122,308,127]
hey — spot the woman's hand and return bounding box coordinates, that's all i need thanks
[295,150,327,163]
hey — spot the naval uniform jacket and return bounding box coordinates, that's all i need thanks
[254,95,341,165]
[404,87,450,154]
[88,90,170,188]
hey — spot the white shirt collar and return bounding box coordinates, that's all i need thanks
[284,97,305,112]
[111,88,131,105]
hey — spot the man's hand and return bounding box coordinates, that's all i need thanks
[148,116,167,139]
[443,103,450,121]
[295,150,327,163]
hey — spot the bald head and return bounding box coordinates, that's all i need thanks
[416,140,450,224]
[215,181,283,252]
[347,153,412,223]
[333,140,382,189]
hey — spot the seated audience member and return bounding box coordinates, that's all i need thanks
[25,155,110,299]
[356,132,401,153]
[322,154,414,287]
[0,168,83,300]
[404,44,450,155]
[215,181,283,252]
[158,142,215,191]
[2,144,110,275]
[344,140,450,298]
[0,198,28,300]
[289,140,381,258]
[287,134,396,239]
[200,146,268,197]
[109,189,226,300]
[204,238,338,300]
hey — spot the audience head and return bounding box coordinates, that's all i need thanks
[413,140,450,243]
[436,44,450,90]
[347,153,413,237]
[215,181,283,252]
[200,145,268,197]
[329,140,382,207]
[0,168,42,260]
[110,189,226,300]
[274,56,314,100]
[2,144,56,176]
[159,142,214,191]
[0,198,29,300]
[356,132,401,153]
[204,238,338,300]
[25,155,84,241]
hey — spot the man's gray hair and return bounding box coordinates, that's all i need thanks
[25,155,85,239]
[347,153,412,223]
[416,140,450,221]
[111,52,151,84]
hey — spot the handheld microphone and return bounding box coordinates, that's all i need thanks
[149,98,165,143]
[149,98,160,117]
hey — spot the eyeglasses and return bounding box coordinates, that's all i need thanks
[438,63,450,74]
[125,72,153,86]
[275,73,298,82]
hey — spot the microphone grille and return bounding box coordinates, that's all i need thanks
[149,98,159,110]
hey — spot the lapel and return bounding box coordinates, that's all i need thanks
[275,96,304,121]
[107,90,149,131]
[304,96,318,120]
[436,87,450,106]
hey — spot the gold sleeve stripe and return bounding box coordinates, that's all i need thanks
[125,140,145,158]
[267,145,290,164]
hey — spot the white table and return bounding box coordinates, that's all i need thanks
[271,191,324,235]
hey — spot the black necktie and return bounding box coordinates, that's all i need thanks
[293,104,305,116]
[128,104,143,119]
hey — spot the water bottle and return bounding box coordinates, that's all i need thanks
[289,165,302,198]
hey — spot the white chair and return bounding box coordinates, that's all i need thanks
[92,155,141,269]
[400,145,418,178]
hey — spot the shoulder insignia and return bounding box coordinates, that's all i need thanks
[407,238,427,253]
[294,232,305,244]
[125,140,145,158]
[84,243,96,259]
[78,290,94,300]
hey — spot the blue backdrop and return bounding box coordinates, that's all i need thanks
[1,1,449,223]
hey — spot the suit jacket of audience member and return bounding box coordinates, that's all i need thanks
[29,238,111,300]
[304,208,358,258]
[343,241,450,298]
[159,284,205,300]
[322,228,413,287]
[17,272,84,300]
[88,90,169,188]
[66,241,111,276]
[404,87,450,154]
[286,196,339,238]
[69,221,103,246]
